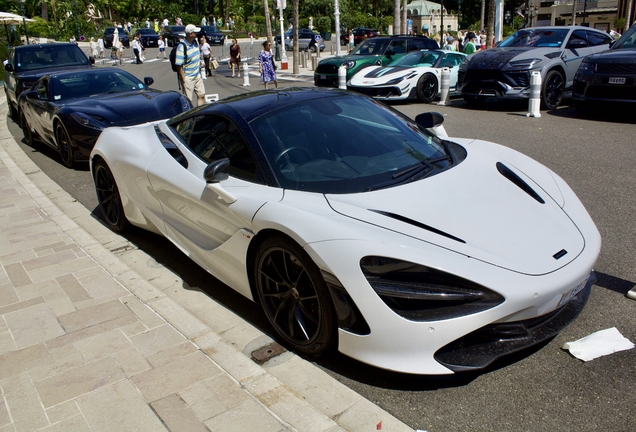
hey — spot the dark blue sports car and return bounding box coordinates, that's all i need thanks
[18,68,191,167]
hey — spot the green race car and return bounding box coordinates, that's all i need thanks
[314,35,439,87]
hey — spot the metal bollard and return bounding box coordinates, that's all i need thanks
[437,67,451,106]
[242,62,250,86]
[300,51,306,68]
[338,65,347,90]
[330,45,334,55]
[310,54,317,71]
[526,71,542,118]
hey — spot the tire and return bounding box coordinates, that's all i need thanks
[20,111,35,146]
[93,160,130,232]
[416,73,438,104]
[542,70,564,110]
[55,123,75,168]
[254,236,337,355]
[6,90,18,120]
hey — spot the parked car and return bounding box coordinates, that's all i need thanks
[275,28,325,51]
[161,25,186,47]
[572,23,636,114]
[89,88,600,374]
[457,26,613,110]
[315,35,440,86]
[340,27,380,46]
[18,68,191,168]
[3,43,95,121]
[199,25,225,45]
[134,28,159,48]
[103,27,130,48]
[348,49,466,103]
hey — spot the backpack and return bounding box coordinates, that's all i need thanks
[169,41,187,72]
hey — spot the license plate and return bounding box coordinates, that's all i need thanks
[609,77,626,84]
[558,277,588,307]
[320,74,326,80]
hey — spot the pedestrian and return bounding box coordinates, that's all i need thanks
[200,36,212,77]
[348,29,354,52]
[443,36,457,51]
[154,19,159,33]
[145,18,150,28]
[175,24,206,106]
[479,30,487,50]
[98,36,105,58]
[463,32,478,54]
[157,36,166,59]
[162,17,169,26]
[201,16,207,27]
[69,35,77,44]
[229,38,241,78]
[132,34,143,64]
[175,17,182,26]
[90,37,98,57]
[258,40,278,89]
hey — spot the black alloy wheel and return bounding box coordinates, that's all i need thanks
[93,160,130,232]
[55,123,75,168]
[254,236,337,355]
[20,111,35,147]
[417,73,438,104]
[542,70,565,110]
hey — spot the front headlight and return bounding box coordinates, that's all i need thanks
[578,58,596,72]
[360,256,504,321]
[342,60,356,69]
[507,58,543,69]
[385,72,417,85]
[69,112,109,131]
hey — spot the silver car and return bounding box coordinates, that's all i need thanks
[457,26,613,109]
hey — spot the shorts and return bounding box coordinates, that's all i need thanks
[182,74,205,103]
[159,47,165,52]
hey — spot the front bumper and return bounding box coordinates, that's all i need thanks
[458,68,533,99]
[573,68,636,103]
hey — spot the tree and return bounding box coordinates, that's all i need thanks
[293,0,298,74]
[393,0,399,35]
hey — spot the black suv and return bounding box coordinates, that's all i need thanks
[134,28,159,48]
[161,25,186,47]
[573,23,636,114]
[315,35,439,87]
[199,25,224,45]
[103,27,130,48]
[3,43,95,120]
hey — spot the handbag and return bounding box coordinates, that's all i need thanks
[211,59,219,69]
[272,57,277,70]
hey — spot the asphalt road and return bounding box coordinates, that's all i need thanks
[8,49,636,431]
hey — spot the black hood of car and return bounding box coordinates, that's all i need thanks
[585,47,636,63]
[63,90,184,126]
[465,48,535,70]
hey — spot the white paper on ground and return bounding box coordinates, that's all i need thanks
[562,327,634,361]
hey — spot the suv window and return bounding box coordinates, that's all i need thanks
[410,37,440,50]
[586,30,612,47]
[388,40,407,54]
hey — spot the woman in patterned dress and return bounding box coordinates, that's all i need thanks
[258,41,278,89]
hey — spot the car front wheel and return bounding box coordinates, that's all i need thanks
[20,111,35,146]
[55,123,75,168]
[542,70,564,110]
[254,236,337,355]
[417,73,438,104]
[93,160,130,232]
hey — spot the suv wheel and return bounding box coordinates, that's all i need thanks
[542,70,564,110]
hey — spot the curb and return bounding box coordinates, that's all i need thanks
[0,97,413,431]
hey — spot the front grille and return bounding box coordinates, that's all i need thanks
[585,84,636,100]
[349,86,402,98]
[596,63,636,74]
[315,63,338,74]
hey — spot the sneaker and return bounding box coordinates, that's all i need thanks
[628,288,636,300]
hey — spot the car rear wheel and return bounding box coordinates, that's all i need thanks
[20,111,35,146]
[542,70,564,110]
[417,73,438,104]
[93,160,130,232]
[55,123,75,168]
[254,236,337,355]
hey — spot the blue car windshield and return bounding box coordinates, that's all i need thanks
[613,25,636,49]
[250,95,452,194]
[52,71,146,100]
[392,50,441,67]
[15,46,90,72]
[499,29,568,48]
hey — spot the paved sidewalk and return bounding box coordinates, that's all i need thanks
[0,99,413,431]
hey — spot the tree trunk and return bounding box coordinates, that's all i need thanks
[263,0,273,43]
[626,0,633,32]
[393,0,400,35]
[293,0,299,74]
[481,0,485,30]
[226,0,230,25]
[571,0,577,26]
[41,2,48,21]
[402,0,408,34]
[486,0,495,48]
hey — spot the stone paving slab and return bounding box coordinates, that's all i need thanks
[0,97,413,431]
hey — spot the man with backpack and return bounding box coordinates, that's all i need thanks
[173,24,206,106]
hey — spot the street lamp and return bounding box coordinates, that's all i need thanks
[19,0,29,45]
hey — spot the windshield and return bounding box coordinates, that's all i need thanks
[136,29,155,34]
[352,38,390,56]
[392,50,441,67]
[15,46,90,72]
[250,95,452,194]
[52,71,145,100]
[499,29,568,48]
[201,26,220,33]
[613,25,636,50]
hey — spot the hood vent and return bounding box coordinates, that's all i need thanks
[369,210,466,244]
[496,162,545,204]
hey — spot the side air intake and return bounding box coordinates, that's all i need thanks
[496,162,545,204]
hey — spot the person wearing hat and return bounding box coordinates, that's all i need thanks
[175,24,206,106]
[463,32,478,54]
[443,36,458,51]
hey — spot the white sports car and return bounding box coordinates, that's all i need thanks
[91,88,600,375]
[348,49,466,103]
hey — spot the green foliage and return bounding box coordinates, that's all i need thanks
[614,17,627,32]
[315,16,331,33]
[381,16,393,33]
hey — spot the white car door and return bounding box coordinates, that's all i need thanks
[145,115,283,290]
